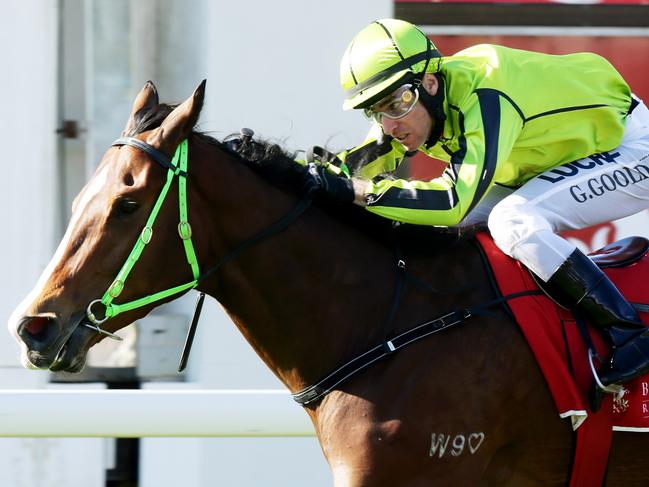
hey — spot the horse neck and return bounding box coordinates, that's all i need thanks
[188,137,474,393]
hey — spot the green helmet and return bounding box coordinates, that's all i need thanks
[340,19,442,110]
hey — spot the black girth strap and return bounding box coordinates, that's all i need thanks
[292,290,541,406]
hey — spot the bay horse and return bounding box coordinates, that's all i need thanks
[8,81,649,486]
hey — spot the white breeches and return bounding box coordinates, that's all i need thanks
[467,97,649,281]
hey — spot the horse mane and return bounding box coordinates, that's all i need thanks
[127,103,481,252]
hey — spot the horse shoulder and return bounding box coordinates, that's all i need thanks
[313,391,412,486]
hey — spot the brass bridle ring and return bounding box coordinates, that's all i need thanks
[86,299,108,326]
[178,221,193,240]
[84,300,123,341]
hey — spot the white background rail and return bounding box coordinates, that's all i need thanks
[0,390,314,437]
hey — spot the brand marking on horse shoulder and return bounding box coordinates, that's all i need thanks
[468,432,485,453]
[429,432,485,458]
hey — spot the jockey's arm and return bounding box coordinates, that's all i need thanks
[356,92,524,226]
[334,123,409,179]
[296,124,406,180]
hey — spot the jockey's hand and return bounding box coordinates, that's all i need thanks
[304,163,355,203]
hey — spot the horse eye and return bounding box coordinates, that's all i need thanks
[115,198,140,216]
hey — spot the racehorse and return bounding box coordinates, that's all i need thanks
[8,81,649,486]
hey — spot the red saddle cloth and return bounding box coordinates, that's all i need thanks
[475,232,649,487]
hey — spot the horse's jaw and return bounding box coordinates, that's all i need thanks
[46,322,94,373]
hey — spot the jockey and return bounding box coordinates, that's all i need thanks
[312,18,649,392]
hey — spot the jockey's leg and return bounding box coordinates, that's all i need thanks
[488,96,649,388]
[541,246,648,384]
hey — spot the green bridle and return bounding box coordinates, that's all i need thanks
[83,133,316,369]
[85,138,199,340]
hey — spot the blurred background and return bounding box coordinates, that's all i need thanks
[1,0,648,486]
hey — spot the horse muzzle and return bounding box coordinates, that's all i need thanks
[14,312,91,372]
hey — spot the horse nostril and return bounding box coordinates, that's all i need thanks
[19,316,52,344]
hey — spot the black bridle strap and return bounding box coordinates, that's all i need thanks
[292,290,541,406]
[112,137,179,172]
[174,193,315,369]
[197,193,315,284]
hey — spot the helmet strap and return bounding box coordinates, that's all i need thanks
[410,39,446,148]
[411,38,432,91]
[418,73,446,148]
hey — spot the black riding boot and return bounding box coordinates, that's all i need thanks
[542,249,649,388]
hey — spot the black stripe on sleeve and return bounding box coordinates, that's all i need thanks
[473,88,608,123]
[344,136,398,174]
[366,184,457,211]
[525,103,607,122]
[475,88,525,122]
[447,105,467,183]
[465,90,502,214]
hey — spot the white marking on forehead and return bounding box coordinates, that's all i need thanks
[9,165,111,330]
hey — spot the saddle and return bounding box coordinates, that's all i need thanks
[476,233,649,487]
[589,236,649,268]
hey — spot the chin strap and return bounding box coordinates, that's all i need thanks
[419,74,447,148]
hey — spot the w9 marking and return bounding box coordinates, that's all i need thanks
[429,432,485,458]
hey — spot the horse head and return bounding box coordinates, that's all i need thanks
[8,81,207,372]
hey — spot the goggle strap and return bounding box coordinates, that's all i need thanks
[412,39,433,91]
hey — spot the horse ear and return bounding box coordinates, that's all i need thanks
[146,80,206,155]
[122,81,159,136]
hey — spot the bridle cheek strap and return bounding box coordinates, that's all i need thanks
[85,139,200,339]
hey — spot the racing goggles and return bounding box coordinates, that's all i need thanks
[363,84,420,124]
